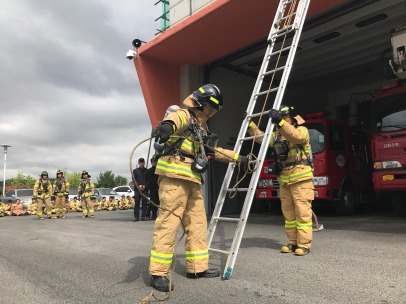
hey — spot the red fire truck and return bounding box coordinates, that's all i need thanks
[256,111,372,215]
[354,82,406,217]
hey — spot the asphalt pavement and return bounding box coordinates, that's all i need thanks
[1,209,405,304]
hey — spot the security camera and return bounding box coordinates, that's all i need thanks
[126,49,137,60]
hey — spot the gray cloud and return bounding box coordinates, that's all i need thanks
[0,0,160,181]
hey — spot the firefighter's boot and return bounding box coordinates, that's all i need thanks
[150,276,174,292]
[295,247,310,256]
[82,215,88,219]
[62,216,66,219]
[186,269,220,279]
[91,215,94,218]
[281,244,297,253]
[39,217,44,220]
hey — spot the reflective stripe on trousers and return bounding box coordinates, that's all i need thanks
[150,251,173,264]
[185,249,209,260]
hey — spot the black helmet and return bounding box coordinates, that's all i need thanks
[81,170,90,178]
[40,171,48,177]
[56,170,63,177]
[192,84,223,111]
[280,105,297,122]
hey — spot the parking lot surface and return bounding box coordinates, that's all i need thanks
[1,209,405,304]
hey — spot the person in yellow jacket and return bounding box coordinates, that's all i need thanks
[53,170,70,219]
[91,197,100,211]
[148,84,249,292]
[27,198,37,215]
[99,197,107,210]
[69,197,79,212]
[119,195,129,210]
[34,171,54,220]
[248,105,314,256]
[11,199,25,216]
[0,202,4,217]
[3,201,12,216]
[127,196,135,209]
[77,171,95,218]
[106,196,117,211]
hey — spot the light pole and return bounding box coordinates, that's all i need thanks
[1,144,11,197]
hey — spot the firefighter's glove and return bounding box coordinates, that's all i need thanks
[90,196,96,200]
[237,155,249,165]
[269,109,283,126]
[54,190,58,195]
[51,196,56,201]
[65,194,69,198]
[152,121,174,144]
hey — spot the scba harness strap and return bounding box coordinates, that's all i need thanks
[274,129,314,171]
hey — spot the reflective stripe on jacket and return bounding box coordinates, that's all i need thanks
[155,95,238,185]
[78,179,95,197]
[247,115,313,185]
[53,178,70,195]
[34,179,53,198]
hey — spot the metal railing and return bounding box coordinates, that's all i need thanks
[154,0,170,35]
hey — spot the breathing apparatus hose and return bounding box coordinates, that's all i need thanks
[130,136,258,303]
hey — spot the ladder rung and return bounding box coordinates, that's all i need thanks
[213,217,240,222]
[272,25,293,37]
[283,0,295,4]
[268,46,291,58]
[226,188,248,192]
[274,27,296,39]
[254,87,279,97]
[209,248,230,255]
[262,66,285,76]
[281,12,297,21]
[240,134,264,141]
[247,110,272,119]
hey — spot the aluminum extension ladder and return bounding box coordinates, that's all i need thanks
[207,0,311,280]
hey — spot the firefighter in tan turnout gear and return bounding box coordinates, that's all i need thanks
[33,171,54,220]
[53,170,70,219]
[149,84,249,292]
[77,171,95,218]
[248,106,314,256]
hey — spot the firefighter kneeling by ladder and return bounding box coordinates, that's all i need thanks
[248,106,314,255]
[149,84,249,292]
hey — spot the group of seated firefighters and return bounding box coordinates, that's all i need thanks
[0,195,137,217]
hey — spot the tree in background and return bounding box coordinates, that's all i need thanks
[97,171,115,188]
[65,171,82,189]
[114,175,128,187]
[97,171,128,188]
[5,172,36,189]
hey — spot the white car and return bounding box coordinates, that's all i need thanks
[113,185,135,198]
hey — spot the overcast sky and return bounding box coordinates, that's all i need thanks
[1,0,161,182]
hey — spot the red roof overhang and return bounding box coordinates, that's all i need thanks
[134,0,347,127]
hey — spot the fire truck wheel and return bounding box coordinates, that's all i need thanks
[335,184,356,216]
[391,192,406,217]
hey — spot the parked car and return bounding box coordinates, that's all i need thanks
[94,188,120,202]
[68,189,78,201]
[1,189,34,209]
[113,185,135,198]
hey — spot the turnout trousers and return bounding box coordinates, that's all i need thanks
[149,176,208,276]
[280,179,314,249]
[81,197,94,216]
[55,195,67,216]
[36,197,52,218]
